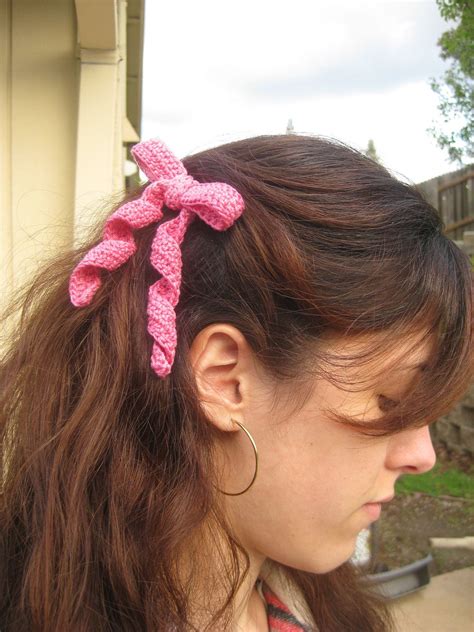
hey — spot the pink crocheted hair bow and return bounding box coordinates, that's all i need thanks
[68,138,245,378]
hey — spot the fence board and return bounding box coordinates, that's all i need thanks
[417,165,474,238]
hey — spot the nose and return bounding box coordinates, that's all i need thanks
[386,424,437,475]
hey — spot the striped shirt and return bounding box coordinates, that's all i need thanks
[256,578,316,631]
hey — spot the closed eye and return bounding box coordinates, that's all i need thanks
[377,394,399,412]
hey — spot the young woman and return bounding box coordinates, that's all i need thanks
[1,134,472,631]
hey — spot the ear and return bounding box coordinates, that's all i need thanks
[188,324,254,433]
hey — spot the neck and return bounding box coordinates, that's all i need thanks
[230,557,269,632]
[177,528,269,631]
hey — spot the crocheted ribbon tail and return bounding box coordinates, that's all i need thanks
[145,167,246,377]
[68,183,166,306]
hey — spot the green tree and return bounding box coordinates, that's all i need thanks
[427,0,474,165]
[364,139,381,164]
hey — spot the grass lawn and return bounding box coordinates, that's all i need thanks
[396,460,474,500]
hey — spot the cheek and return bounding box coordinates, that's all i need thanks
[255,420,388,531]
[264,417,371,488]
[254,434,352,523]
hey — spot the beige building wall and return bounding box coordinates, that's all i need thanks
[0,0,143,315]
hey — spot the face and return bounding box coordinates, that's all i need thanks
[191,326,437,575]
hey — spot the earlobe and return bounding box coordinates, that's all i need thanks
[199,401,237,432]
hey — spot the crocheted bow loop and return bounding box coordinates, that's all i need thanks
[177,181,245,231]
[132,137,244,231]
[131,139,187,182]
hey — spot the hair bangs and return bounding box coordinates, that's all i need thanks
[309,236,473,438]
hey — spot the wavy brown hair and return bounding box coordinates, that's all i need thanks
[1,134,472,631]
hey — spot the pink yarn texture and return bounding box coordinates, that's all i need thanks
[68,138,245,378]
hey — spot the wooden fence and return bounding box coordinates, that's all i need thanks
[417,166,474,454]
[417,164,474,243]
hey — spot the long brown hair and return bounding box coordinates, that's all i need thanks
[1,134,472,631]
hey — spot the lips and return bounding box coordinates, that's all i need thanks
[362,502,382,521]
[361,494,394,522]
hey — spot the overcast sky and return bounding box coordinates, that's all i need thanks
[141,0,460,184]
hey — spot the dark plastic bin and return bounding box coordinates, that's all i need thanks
[365,553,433,599]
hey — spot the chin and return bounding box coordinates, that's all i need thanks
[308,556,353,574]
[282,546,356,575]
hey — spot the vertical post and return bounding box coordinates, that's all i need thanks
[73,0,125,248]
[0,0,13,311]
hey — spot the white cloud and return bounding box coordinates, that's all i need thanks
[141,0,461,182]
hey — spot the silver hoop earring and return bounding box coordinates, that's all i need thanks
[217,418,259,496]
